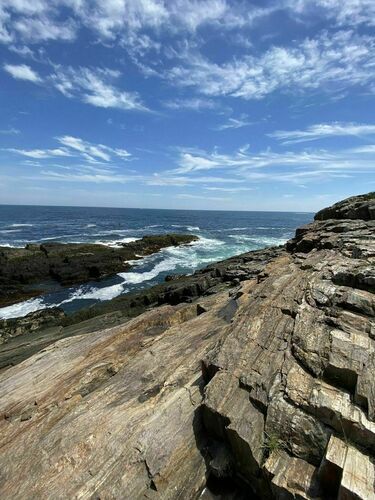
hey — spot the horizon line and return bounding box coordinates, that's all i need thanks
[0,203,314,214]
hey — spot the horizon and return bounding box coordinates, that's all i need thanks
[0,1,374,211]
[0,202,314,214]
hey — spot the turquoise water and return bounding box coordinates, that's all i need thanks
[0,205,312,318]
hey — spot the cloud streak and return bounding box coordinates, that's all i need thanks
[270,122,375,144]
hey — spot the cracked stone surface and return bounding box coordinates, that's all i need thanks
[0,192,374,499]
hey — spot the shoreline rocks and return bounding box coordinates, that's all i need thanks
[0,193,374,498]
[0,233,197,308]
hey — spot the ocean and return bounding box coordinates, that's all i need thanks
[0,205,313,319]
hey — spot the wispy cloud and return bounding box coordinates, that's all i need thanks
[166,30,375,100]
[270,122,375,144]
[164,97,218,111]
[175,193,230,202]
[50,66,148,112]
[215,116,252,131]
[168,143,375,186]
[204,186,255,192]
[0,0,274,47]
[7,136,132,163]
[289,0,375,27]
[3,63,41,82]
[0,127,20,135]
[56,136,131,162]
[7,148,71,159]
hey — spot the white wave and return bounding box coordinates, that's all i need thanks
[146,224,163,228]
[39,234,75,241]
[192,236,224,249]
[93,237,140,247]
[171,224,200,231]
[119,256,180,284]
[0,297,45,319]
[92,229,132,236]
[9,223,34,228]
[229,234,287,246]
[0,243,24,248]
[0,281,128,319]
[0,229,22,233]
[60,283,127,303]
[85,224,96,228]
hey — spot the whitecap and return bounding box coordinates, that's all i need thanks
[0,297,45,320]
[93,237,140,247]
[228,234,287,246]
[119,256,180,284]
[60,283,127,303]
[85,224,96,228]
[10,223,34,228]
[170,224,200,231]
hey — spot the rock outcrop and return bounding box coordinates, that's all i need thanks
[0,193,374,499]
[0,246,283,370]
[0,234,197,307]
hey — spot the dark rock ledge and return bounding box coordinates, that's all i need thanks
[0,233,197,307]
[0,193,374,499]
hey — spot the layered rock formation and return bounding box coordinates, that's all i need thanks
[0,193,374,499]
[0,234,197,307]
[0,246,282,370]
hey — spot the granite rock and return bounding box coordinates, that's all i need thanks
[0,193,374,498]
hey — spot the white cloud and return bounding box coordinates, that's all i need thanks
[56,135,132,162]
[7,148,71,159]
[164,97,218,111]
[0,127,20,135]
[215,116,252,130]
[175,193,230,202]
[168,143,375,186]
[270,122,375,144]
[167,30,375,100]
[0,0,273,47]
[50,66,148,111]
[204,186,254,192]
[3,63,41,82]
[290,0,375,27]
[146,173,242,186]
[13,16,76,42]
[39,170,134,184]
[7,135,132,164]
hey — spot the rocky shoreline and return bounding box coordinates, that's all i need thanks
[0,193,374,499]
[0,233,197,308]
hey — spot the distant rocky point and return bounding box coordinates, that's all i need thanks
[0,193,374,499]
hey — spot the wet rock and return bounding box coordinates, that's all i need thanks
[0,234,198,306]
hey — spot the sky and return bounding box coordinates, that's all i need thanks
[0,0,374,212]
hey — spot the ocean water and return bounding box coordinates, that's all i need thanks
[0,205,313,319]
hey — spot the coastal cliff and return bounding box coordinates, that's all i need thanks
[0,193,374,499]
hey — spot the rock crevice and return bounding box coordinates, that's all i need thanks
[0,193,374,499]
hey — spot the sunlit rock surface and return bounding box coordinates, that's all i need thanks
[0,193,374,499]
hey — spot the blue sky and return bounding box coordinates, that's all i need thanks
[0,0,374,211]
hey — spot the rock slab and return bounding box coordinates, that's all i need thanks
[0,193,374,499]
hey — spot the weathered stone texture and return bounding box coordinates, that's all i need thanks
[0,192,374,498]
